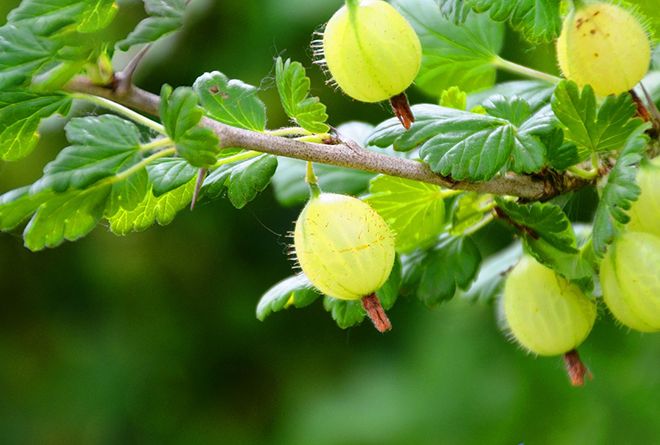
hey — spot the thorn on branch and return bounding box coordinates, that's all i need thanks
[115,45,153,95]
[191,168,207,210]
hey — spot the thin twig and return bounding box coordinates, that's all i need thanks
[64,76,591,201]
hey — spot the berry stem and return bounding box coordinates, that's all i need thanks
[492,56,561,84]
[563,349,592,386]
[305,161,321,198]
[361,293,392,333]
[389,92,415,130]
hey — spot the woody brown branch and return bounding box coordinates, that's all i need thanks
[65,76,592,201]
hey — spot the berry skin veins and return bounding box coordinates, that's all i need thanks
[294,192,396,301]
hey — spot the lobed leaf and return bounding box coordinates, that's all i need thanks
[403,236,481,306]
[275,57,329,134]
[592,126,650,257]
[551,81,643,160]
[0,92,72,161]
[393,0,504,96]
[363,175,445,253]
[0,25,60,89]
[160,85,220,168]
[108,178,196,235]
[33,115,142,193]
[435,0,562,43]
[193,71,267,131]
[24,185,111,251]
[147,157,197,197]
[117,0,186,51]
[8,0,118,35]
[370,98,551,181]
[495,199,577,254]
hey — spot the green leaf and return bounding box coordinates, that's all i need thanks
[323,298,365,329]
[551,81,643,159]
[495,199,577,253]
[0,187,53,231]
[0,92,72,161]
[0,25,60,89]
[592,126,649,257]
[193,71,267,131]
[275,57,329,134]
[543,128,580,170]
[393,0,504,96]
[108,178,195,235]
[403,236,481,306]
[106,161,150,215]
[256,274,319,321]
[363,175,445,253]
[146,157,197,197]
[23,185,111,251]
[8,0,118,35]
[467,80,554,112]
[371,100,550,181]
[117,0,185,51]
[34,115,142,193]
[160,85,220,168]
[523,237,593,285]
[436,0,562,43]
[202,154,278,209]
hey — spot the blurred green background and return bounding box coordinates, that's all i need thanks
[1,1,659,444]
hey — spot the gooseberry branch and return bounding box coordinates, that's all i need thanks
[65,76,591,201]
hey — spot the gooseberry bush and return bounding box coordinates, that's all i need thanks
[0,0,658,385]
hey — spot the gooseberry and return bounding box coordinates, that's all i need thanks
[319,0,422,128]
[556,2,651,96]
[503,256,596,356]
[294,192,396,331]
[627,156,660,238]
[600,231,660,332]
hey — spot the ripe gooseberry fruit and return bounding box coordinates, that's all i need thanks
[556,2,651,96]
[627,156,660,238]
[503,256,597,385]
[294,192,396,332]
[600,231,660,332]
[318,0,422,128]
